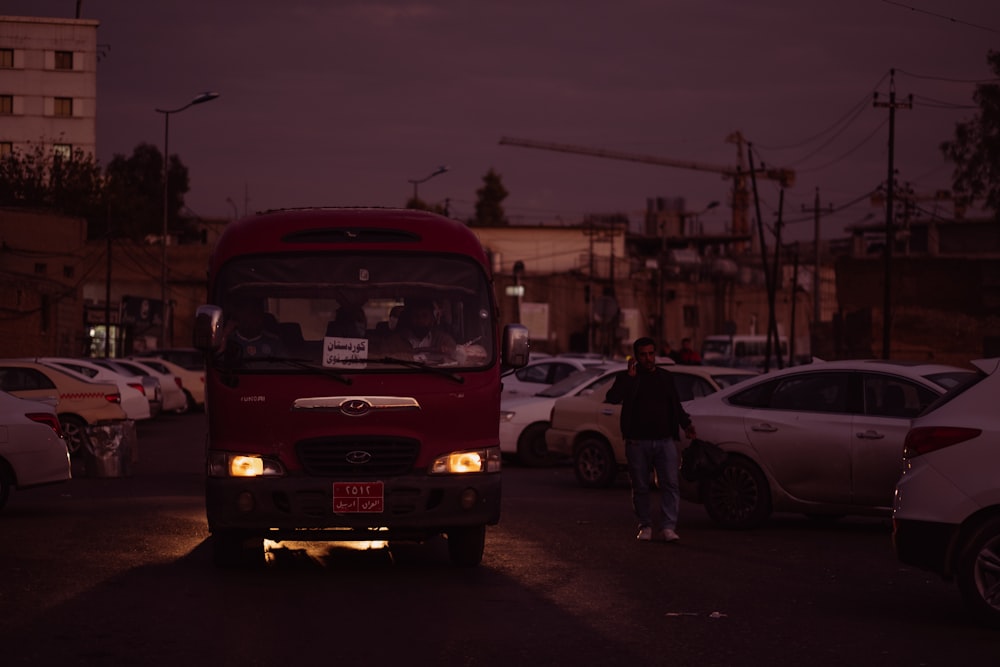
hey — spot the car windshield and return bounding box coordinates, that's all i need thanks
[213,252,496,372]
[537,367,609,397]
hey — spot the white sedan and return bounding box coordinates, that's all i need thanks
[500,365,614,466]
[37,356,153,421]
[501,356,605,398]
[91,358,187,414]
[681,359,977,528]
[545,364,758,486]
[0,390,71,510]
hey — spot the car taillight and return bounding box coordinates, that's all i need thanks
[106,393,121,404]
[128,382,146,396]
[903,426,981,459]
[26,412,64,437]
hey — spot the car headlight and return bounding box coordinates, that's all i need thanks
[207,451,286,477]
[430,446,501,474]
[499,410,515,423]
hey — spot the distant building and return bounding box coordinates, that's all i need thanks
[0,14,99,159]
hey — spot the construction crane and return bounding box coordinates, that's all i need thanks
[498,134,795,239]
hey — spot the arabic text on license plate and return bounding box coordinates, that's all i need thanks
[333,481,384,513]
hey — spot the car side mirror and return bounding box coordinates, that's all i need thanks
[193,304,224,351]
[501,324,530,369]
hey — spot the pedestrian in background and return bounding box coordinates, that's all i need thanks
[606,336,696,542]
[677,337,702,365]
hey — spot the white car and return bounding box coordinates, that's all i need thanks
[36,357,153,421]
[90,358,186,414]
[500,365,614,466]
[131,356,204,411]
[0,389,71,509]
[678,359,977,528]
[545,363,758,487]
[893,357,1000,627]
[501,356,605,398]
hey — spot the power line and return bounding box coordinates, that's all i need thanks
[880,0,1000,34]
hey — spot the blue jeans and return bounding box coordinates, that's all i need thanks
[625,438,680,531]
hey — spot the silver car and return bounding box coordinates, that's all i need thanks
[682,359,977,528]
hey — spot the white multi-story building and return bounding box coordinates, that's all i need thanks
[0,14,99,159]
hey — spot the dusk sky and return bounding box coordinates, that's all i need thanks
[4,0,998,242]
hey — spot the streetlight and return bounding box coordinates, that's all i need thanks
[408,165,449,203]
[155,91,219,347]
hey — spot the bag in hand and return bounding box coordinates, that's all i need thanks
[681,438,728,482]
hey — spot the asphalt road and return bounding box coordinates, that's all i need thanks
[1,412,996,666]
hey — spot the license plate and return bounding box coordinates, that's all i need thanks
[333,481,384,513]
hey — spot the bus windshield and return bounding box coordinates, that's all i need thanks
[212,252,496,372]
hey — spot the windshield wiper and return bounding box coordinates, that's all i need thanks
[370,356,464,384]
[256,357,353,385]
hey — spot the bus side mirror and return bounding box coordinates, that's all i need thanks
[501,324,530,369]
[193,304,224,351]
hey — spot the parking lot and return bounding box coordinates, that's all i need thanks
[1,411,997,665]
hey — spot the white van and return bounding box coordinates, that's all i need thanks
[700,334,788,369]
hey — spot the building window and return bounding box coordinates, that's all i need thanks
[54,97,73,117]
[54,50,73,70]
[53,144,71,159]
[0,95,11,115]
[0,49,13,68]
[0,142,11,156]
[34,263,47,275]
[63,265,74,278]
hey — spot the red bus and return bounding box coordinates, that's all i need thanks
[193,208,528,566]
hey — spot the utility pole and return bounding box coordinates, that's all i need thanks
[873,69,912,360]
[801,187,833,326]
[748,144,780,372]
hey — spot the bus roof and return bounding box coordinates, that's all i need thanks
[210,207,490,273]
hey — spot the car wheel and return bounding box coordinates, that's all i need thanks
[574,436,617,489]
[59,415,88,456]
[956,515,1000,628]
[447,525,486,567]
[211,531,264,568]
[517,422,554,467]
[702,456,771,529]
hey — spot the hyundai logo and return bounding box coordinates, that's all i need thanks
[340,399,371,416]
[346,450,373,465]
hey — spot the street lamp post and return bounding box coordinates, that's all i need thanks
[155,91,219,348]
[407,165,449,204]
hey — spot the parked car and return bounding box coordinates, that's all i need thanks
[131,356,204,411]
[0,359,128,455]
[501,365,614,466]
[501,355,605,398]
[0,389,71,510]
[892,357,1000,627]
[36,357,153,421]
[545,363,759,487]
[675,359,977,528]
[145,347,205,372]
[89,358,187,414]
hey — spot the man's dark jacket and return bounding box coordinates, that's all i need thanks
[605,366,692,440]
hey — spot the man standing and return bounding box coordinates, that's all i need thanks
[606,336,696,542]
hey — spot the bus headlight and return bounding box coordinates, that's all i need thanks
[430,446,501,474]
[208,451,285,477]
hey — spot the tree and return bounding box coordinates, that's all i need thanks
[941,50,1000,219]
[470,168,508,227]
[0,142,102,218]
[103,142,191,240]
